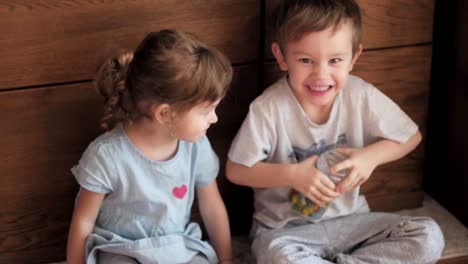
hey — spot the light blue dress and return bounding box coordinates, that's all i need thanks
[71,124,219,264]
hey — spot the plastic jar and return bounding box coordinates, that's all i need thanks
[289,149,350,219]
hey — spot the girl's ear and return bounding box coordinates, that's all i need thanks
[152,103,172,124]
[349,44,363,72]
[272,42,289,71]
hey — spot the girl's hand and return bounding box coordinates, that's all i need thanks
[330,147,378,193]
[290,155,340,206]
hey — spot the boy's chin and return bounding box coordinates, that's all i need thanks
[307,92,339,107]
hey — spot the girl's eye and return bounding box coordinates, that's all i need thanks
[329,58,342,64]
[299,58,312,64]
[201,108,215,116]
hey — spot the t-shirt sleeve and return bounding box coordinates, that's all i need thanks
[194,136,220,186]
[366,85,419,143]
[71,141,115,194]
[228,103,274,167]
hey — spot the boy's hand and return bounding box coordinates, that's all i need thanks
[331,147,377,193]
[291,155,340,206]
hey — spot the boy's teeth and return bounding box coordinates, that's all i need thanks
[308,85,330,91]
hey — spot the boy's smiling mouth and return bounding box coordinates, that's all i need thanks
[306,84,333,93]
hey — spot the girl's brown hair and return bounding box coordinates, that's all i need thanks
[95,29,233,130]
[273,0,362,54]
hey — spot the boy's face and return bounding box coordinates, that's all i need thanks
[272,20,362,115]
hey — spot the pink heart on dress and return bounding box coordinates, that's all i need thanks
[172,185,187,199]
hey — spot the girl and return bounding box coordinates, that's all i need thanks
[66,29,233,264]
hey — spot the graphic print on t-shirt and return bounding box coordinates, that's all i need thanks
[289,134,347,218]
[172,185,187,199]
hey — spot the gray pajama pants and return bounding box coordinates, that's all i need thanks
[252,212,444,264]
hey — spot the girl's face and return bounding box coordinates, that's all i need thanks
[169,99,220,142]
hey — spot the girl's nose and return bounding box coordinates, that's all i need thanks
[210,111,218,124]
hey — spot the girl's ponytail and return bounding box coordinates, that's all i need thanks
[95,51,134,130]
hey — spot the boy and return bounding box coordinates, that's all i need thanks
[226,0,444,263]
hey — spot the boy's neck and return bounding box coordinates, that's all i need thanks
[302,102,334,125]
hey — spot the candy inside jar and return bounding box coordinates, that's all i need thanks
[289,149,350,219]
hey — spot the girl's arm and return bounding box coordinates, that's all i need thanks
[66,188,105,264]
[196,180,233,264]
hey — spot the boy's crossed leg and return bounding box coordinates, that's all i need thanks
[253,212,444,264]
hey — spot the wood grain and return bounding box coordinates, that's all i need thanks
[437,256,468,264]
[264,0,434,57]
[366,191,425,211]
[0,0,259,90]
[0,83,102,263]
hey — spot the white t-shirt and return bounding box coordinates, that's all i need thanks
[228,75,418,229]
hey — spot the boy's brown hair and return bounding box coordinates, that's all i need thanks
[273,0,362,54]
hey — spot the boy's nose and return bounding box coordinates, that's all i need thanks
[311,64,327,77]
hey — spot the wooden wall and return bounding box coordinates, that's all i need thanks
[0,0,434,263]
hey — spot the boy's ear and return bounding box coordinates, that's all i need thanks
[349,44,363,72]
[272,42,288,71]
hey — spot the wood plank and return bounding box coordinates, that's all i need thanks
[265,0,434,57]
[0,64,257,262]
[263,45,432,210]
[0,0,259,90]
[366,191,424,212]
[437,256,468,264]
[0,83,102,263]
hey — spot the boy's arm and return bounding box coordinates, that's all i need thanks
[66,188,104,264]
[332,130,423,193]
[363,130,422,165]
[226,160,295,188]
[197,181,233,264]
[226,156,340,205]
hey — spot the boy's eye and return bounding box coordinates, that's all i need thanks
[329,58,342,64]
[299,58,312,64]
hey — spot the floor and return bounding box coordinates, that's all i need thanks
[52,195,468,263]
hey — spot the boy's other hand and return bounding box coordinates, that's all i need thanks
[290,155,341,206]
[331,147,377,193]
